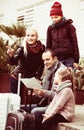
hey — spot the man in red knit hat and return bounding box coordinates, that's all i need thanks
[46,1,80,68]
[50,1,63,17]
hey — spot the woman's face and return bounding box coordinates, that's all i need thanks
[54,72,62,85]
[51,15,62,24]
[25,29,38,44]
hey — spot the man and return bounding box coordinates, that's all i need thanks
[31,48,66,130]
[21,48,65,111]
[46,1,80,67]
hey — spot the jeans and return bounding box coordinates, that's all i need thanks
[61,58,74,67]
[31,106,47,114]
[20,104,37,113]
[31,106,47,130]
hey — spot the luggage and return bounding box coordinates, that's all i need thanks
[5,109,35,130]
[8,93,21,112]
[0,94,9,130]
[22,112,35,130]
[0,93,20,130]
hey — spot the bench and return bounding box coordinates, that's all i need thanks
[53,105,84,130]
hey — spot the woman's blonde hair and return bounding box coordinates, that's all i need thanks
[22,27,38,56]
[57,67,75,91]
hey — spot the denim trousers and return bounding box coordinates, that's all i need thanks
[61,58,74,67]
[31,106,47,130]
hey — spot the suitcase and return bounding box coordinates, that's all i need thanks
[5,73,35,130]
[0,93,21,130]
[8,93,21,112]
[5,109,35,130]
[0,94,9,130]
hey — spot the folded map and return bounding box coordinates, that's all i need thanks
[20,77,42,90]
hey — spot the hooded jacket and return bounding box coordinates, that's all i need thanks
[46,17,79,63]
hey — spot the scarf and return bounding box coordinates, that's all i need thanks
[26,40,44,54]
[42,61,61,90]
[53,80,72,92]
[52,17,73,29]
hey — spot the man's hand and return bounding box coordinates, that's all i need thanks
[33,89,45,96]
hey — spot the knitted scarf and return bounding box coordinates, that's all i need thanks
[42,61,61,90]
[53,80,72,92]
[26,40,44,54]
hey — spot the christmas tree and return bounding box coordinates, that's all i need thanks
[0,23,26,73]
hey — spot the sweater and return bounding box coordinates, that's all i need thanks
[45,80,75,121]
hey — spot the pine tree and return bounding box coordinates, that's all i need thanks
[0,23,26,73]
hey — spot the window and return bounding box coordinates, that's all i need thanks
[17,6,34,27]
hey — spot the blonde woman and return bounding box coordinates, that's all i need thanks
[7,27,45,93]
[42,67,75,130]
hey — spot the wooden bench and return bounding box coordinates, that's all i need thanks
[53,105,84,130]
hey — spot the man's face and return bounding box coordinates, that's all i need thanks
[51,15,62,24]
[42,51,57,69]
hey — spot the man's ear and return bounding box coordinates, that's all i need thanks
[54,56,57,61]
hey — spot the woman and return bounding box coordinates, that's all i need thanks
[42,67,75,130]
[7,27,45,93]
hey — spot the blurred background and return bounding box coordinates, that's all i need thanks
[0,0,84,57]
[0,0,84,104]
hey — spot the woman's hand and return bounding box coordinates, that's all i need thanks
[6,46,14,57]
[42,114,50,123]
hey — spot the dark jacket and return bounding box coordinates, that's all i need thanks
[46,17,80,63]
[9,41,45,79]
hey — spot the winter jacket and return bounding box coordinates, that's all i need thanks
[46,17,80,63]
[8,41,45,79]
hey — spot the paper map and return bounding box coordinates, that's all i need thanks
[21,77,42,90]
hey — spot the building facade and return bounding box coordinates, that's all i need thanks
[0,0,84,57]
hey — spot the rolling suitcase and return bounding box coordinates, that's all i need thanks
[0,94,9,130]
[5,73,35,130]
[5,109,35,130]
[0,93,20,130]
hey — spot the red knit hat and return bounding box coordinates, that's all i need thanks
[50,1,63,16]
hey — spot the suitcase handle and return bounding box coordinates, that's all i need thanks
[18,109,26,114]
